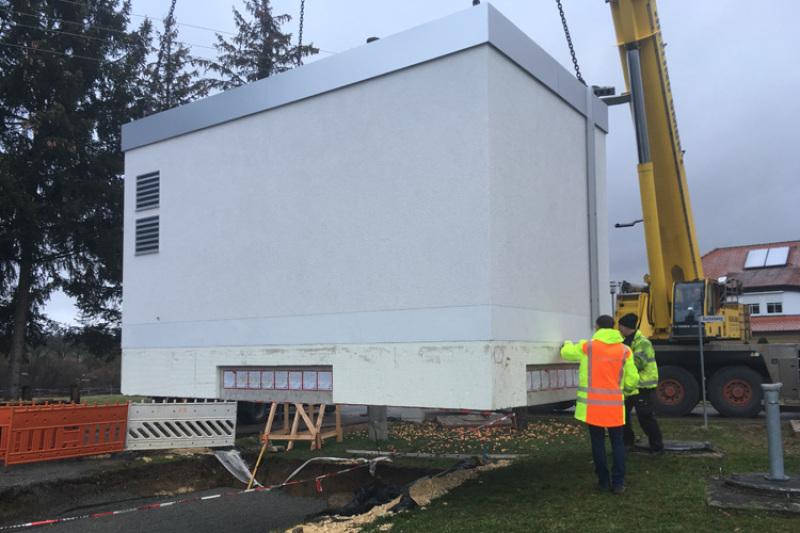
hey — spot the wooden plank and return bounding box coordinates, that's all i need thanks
[263,403,342,451]
[335,405,343,443]
[286,404,303,451]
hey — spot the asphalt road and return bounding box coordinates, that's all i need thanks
[27,488,327,533]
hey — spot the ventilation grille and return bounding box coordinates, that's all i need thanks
[135,216,159,255]
[136,172,160,210]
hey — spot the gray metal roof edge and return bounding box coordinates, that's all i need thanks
[122,3,607,152]
[484,6,608,133]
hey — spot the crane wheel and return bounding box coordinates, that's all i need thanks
[236,401,271,424]
[708,366,764,418]
[653,366,700,417]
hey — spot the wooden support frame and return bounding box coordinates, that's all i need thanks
[262,403,342,451]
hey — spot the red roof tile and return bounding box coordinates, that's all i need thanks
[702,240,800,289]
[751,315,800,333]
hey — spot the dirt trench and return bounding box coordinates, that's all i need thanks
[0,451,442,528]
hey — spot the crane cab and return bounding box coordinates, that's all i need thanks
[670,279,750,341]
[614,277,750,342]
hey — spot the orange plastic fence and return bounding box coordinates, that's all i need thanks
[0,402,129,466]
[0,405,11,462]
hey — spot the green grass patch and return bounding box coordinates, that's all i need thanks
[271,415,800,533]
[35,394,148,405]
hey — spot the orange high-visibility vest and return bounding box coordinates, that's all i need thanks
[581,340,630,427]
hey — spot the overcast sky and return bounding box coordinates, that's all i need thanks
[48,0,800,323]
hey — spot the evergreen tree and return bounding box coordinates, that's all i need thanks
[201,0,318,92]
[0,0,149,398]
[140,0,208,115]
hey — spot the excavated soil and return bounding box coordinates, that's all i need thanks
[291,460,510,533]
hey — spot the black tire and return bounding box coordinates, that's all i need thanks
[551,400,577,411]
[527,400,576,414]
[236,402,270,424]
[708,366,764,418]
[653,365,700,417]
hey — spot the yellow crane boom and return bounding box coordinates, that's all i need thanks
[609,0,706,337]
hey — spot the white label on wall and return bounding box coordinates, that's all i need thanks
[275,371,289,390]
[288,371,303,390]
[318,372,333,391]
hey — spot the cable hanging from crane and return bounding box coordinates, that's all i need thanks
[555,0,586,85]
[298,0,305,49]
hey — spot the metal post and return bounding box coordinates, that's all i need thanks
[762,383,789,481]
[584,85,600,324]
[697,321,707,428]
[610,281,618,315]
[625,49,651,164]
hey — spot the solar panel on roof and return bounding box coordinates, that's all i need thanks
[745,246,790,268]
[765,246,790,267]
[745,249,768,268]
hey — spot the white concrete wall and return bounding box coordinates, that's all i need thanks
[124,46,607,350]
[121,340,569,410]
[486,55,610,338]
[122,44,608,409]
[124,47,493,348]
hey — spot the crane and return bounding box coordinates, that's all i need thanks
[605,0,798,416]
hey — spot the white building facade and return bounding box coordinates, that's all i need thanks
[120,5,611,410]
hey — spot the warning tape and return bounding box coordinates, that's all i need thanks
[0,411,517,530]
[0,457,384,531]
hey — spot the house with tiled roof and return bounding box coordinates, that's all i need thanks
[702,241,800,342]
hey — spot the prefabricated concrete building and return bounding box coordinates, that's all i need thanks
[120,4,612,411]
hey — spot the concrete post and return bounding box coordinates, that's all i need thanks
[762,383,789,482]
[513,406,528,432]
[367,405,388,441]
[70,383,81,404]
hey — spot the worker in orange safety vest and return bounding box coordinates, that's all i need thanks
[561,314,639,494]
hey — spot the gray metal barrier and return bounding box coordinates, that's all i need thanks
[125,400,236,450]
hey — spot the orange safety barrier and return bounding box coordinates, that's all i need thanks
[0,402,129,466]
[0,401,58,459]
[0,405,11,462]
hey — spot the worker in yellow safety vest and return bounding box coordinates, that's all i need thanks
[561,315,639,494]
[618,313,665,455]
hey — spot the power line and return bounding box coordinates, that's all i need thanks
[0,40,129,64]
[46,0,239,37]
[130,12,238,37]
[2,19,150,52]
[0,4,131,39]
[0,3,231,53]
[1,18,218,53]
[0,3,335,67]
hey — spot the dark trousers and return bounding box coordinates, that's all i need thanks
[588,424,626,489]
[624,387,664,452]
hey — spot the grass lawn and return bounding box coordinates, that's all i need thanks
[262,414,800,533]
[29,394,148,405]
